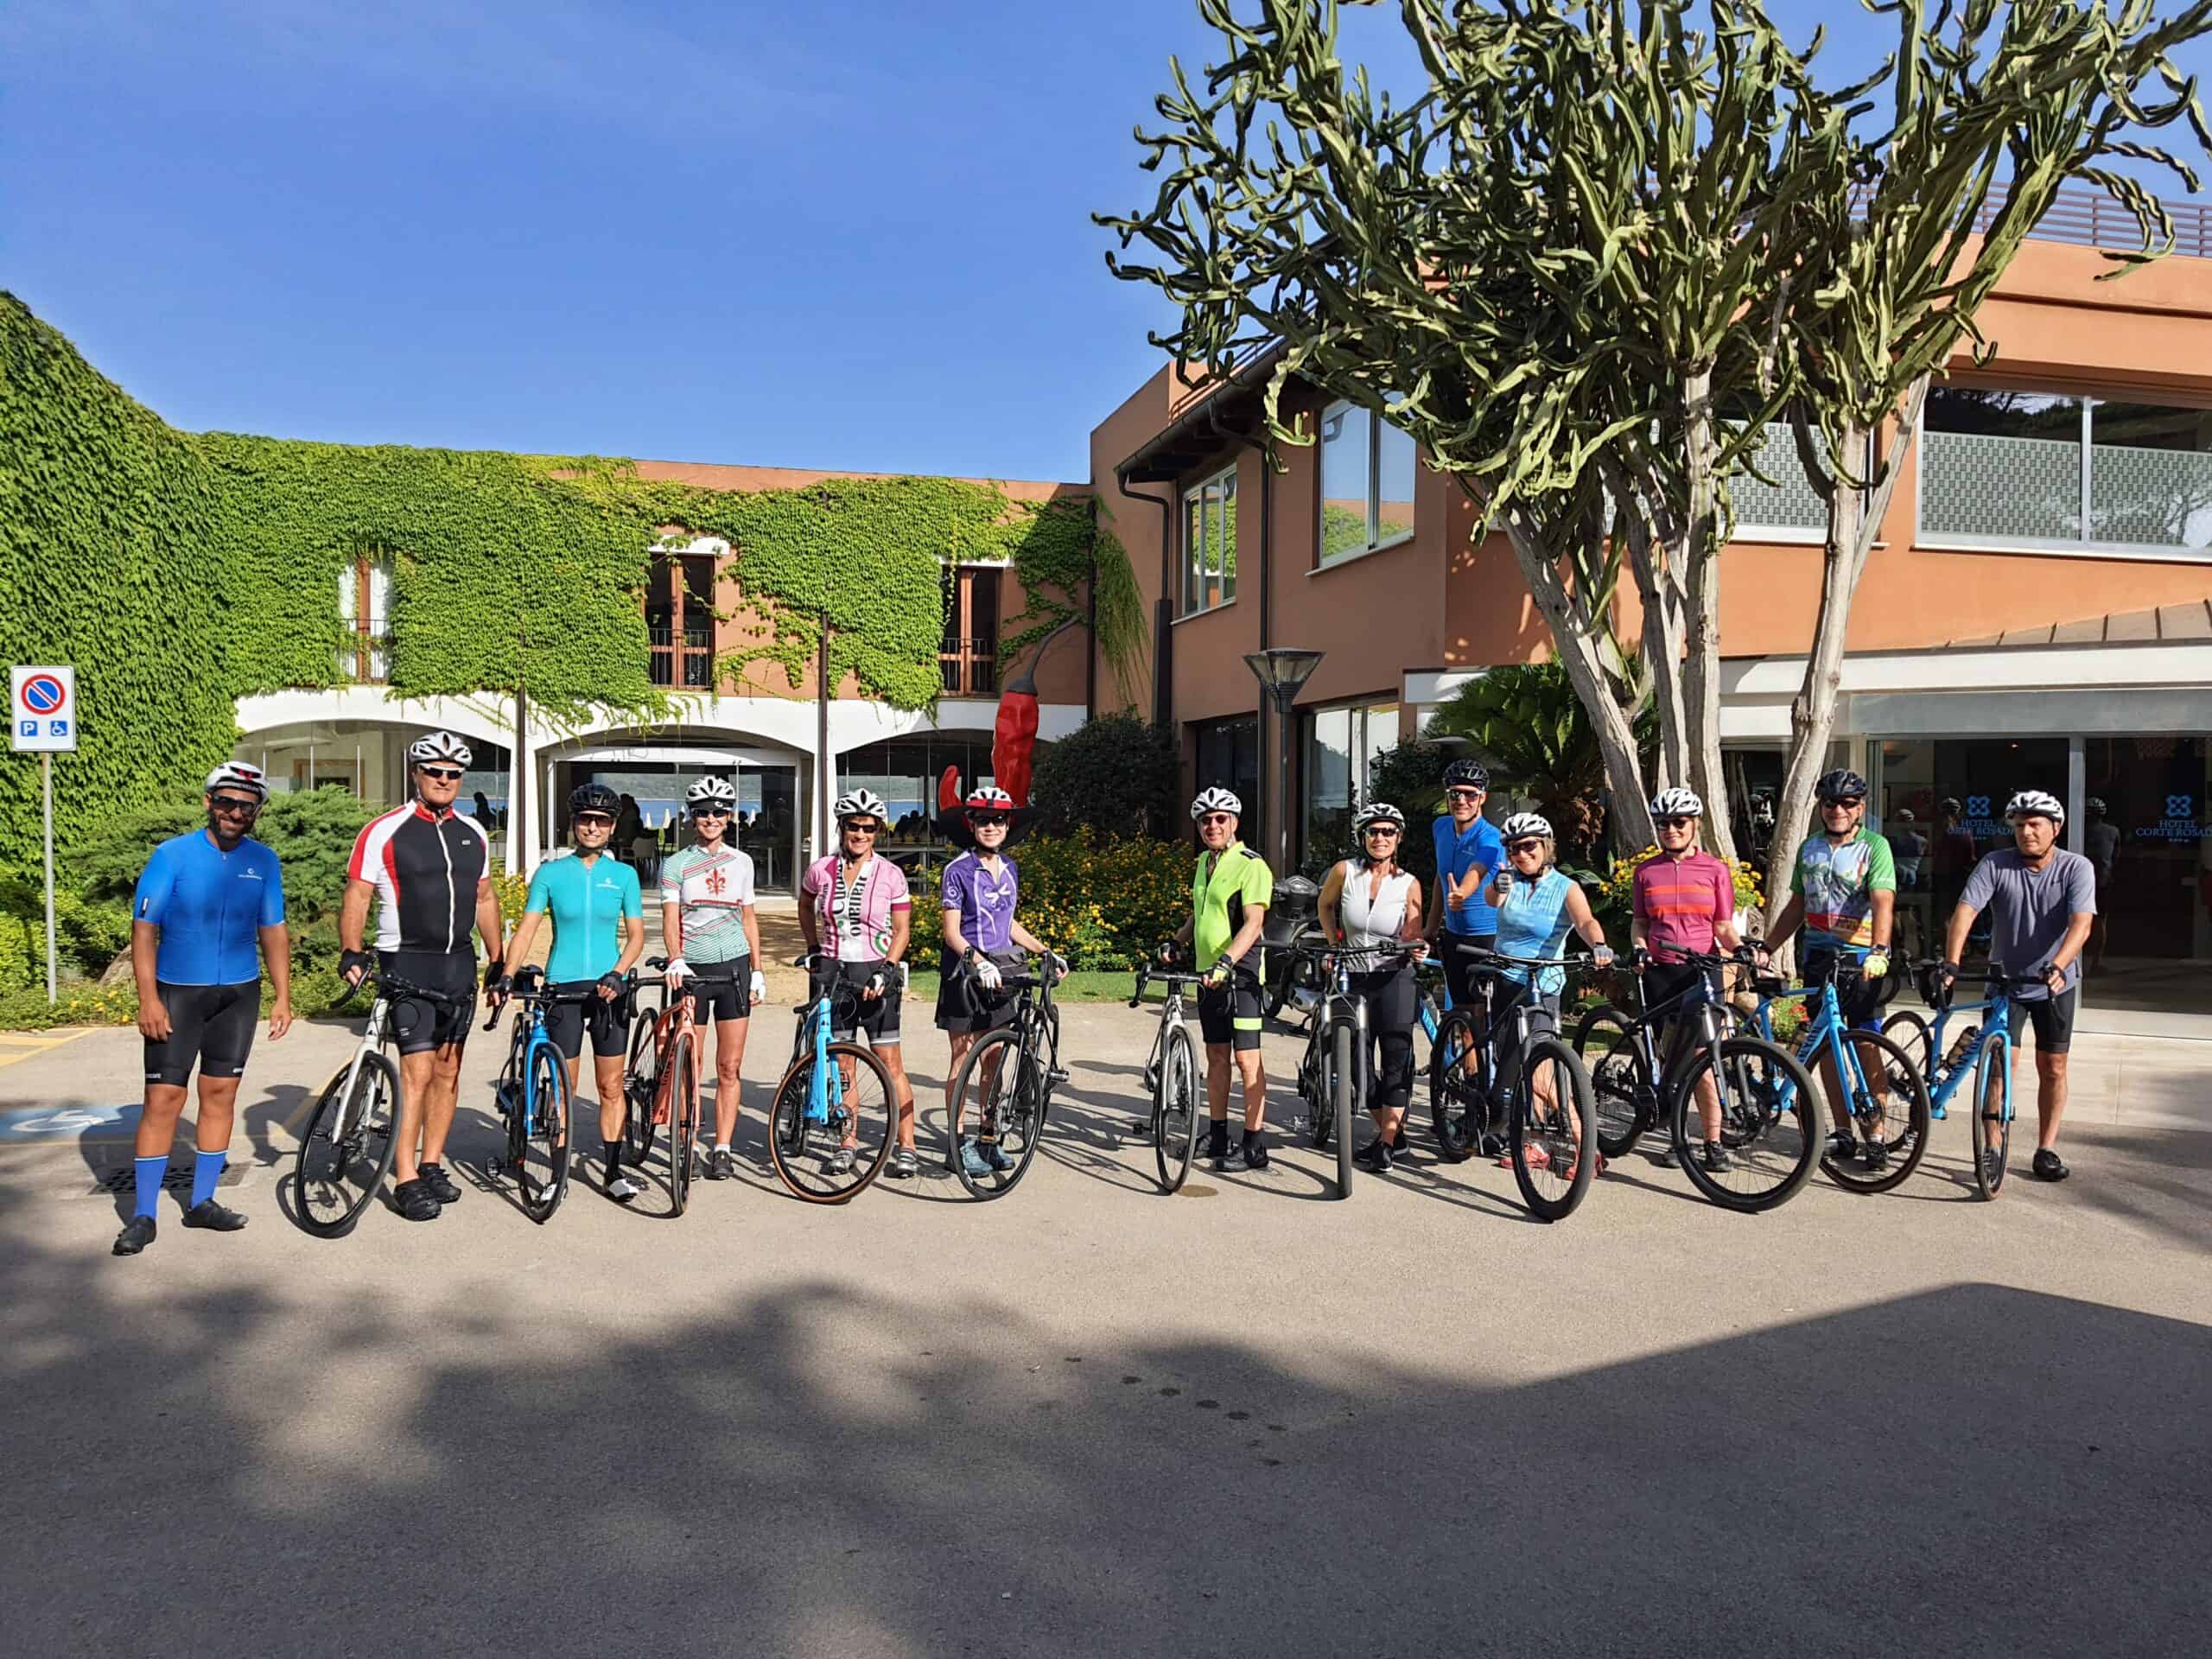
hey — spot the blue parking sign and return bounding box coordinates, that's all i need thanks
[48,720,67,737]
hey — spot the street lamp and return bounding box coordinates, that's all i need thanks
[1244,647,1325,871]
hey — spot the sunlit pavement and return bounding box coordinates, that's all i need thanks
[3,1001,2208,1657]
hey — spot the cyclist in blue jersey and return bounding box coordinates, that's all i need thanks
[115,762,291,1256]
[1426,759,1507,1007]
[500,783,646,1200]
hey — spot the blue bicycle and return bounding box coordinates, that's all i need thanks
[482,970,601,1224]
[1746,965,1932,1195]
[1883,963,2036,1200]
[766,961,895,1204]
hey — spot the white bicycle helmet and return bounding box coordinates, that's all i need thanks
[834,788,888,823]
[1649,786,1704,819]
[1191,787,1243,820]
[685,776,738,807]
[204,760,270,801]
[963,785,1016,812]
[1351,801,1406,835]
[2004,789,2065,825]
[1500,811,1553,842]
[406,730,473,767]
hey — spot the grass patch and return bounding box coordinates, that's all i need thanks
[903,968,1147,1005]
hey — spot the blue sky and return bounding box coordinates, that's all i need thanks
[6,2,2209,483]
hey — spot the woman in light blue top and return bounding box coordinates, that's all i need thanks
[1487,812,1612,1172]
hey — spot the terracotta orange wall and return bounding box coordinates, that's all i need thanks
[1086,364,1183,714]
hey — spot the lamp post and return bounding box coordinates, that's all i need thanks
[1244,647,1324,872]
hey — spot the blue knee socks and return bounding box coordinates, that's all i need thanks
[133,1156,166,1218]
[190,1149,226,1207]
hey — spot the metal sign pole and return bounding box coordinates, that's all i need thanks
[42,751,57,1004]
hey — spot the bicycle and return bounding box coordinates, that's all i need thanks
[944,956,1066,1200]
[481,970,600,1224]
[1888,963,2037,1199]
[619,957,701,1217]
[1294,941,1419,1200]
[765,962,896,1204]
[291,968,462,1236]
[1130,961,1210,1193]
[1744,965,1932,1196]
[1572,949,1821,1213]
[1424,948,1599,1222]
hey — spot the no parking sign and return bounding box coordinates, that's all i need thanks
[10,665,78,752]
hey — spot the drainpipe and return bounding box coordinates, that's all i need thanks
[1116,471,1175,730]
[1084,503,1099,720]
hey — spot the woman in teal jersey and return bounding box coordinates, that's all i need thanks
[501,783,646,1201]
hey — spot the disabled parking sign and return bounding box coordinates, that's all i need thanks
[10,666,78,752]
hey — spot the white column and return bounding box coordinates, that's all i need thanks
[505,719,532,873]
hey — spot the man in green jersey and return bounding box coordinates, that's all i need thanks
[1168,787,1274,1172]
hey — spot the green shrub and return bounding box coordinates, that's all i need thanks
[0,864,134,989]
[0,978,138,1031]
[1029,714,1181,841]
[961,829,1191,969]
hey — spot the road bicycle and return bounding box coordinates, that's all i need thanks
[1572,949,1821,1213]
[944,955,1066,1200]
[1130,962,1209,1193]
[766,962,896,1204]
[1424,948,1599,1222]
[1294,941,1420,1201]
[482,971,600,1224]
[291,968,462,1236]
[1744,964,1931,1196]
[619,957,700,1217]
[1887,963,2037,1199]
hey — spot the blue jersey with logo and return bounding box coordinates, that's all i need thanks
[525,852,642,982]
[1433,813,1507,936]
[1495,868,1577,994]
[134,830,286,985]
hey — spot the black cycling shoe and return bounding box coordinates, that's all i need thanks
[707,1148,734,1181]
[393,1178,442,1222]
[1242,1137,1271,1173]
[1354,1139,1393,1173]
[182,1198,249,1231]
[416,1162,461,1205]
[1861,1138,1890,1172]
[2031,1148,2069,1182]
[1477,1130,1507,1159]
[1700,1141,1736,1173]
[112,1215,157,1256]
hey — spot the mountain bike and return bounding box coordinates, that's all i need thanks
[1572,949,1821,1213]
[1424,949,1599,1222]
[766,962,895,1204]
[291,968,461,1236]
[1294,942,1419,1200]
[1745,965,1931,1195]
[1131,962,1208,1193]
[620,957,700,1217]
[481,970,596,1224]
[1891,963,2037,1200]
[944,956,1066,1200]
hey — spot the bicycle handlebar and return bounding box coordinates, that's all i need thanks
[1129,961,1211,1006]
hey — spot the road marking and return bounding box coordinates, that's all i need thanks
[0,1028,95,1068]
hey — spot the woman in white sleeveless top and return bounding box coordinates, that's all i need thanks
[1317,802,1429,1171]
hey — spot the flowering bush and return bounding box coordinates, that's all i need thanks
[952,830,1192,970]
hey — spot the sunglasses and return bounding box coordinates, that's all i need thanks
[968,813,1010,828]
[209,796,262,817]
[1198,813,1236,827]
[1657,816,1695,830]
[574,813,616,829]
[690,806,731,818]
[842,820,880,835]
[1821,798,1865,810]
[1508,838,1545,855]
[417,766,465,782]
[1446,787,1483,801]
[1363,824,1401,837]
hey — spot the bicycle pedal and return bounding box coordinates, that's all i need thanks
[1047,1067,1070,1085]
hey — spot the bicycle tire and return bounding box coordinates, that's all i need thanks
[1308,1017,1346,1151]
[1577,1007,1649,1159]
[1511,1035,1597,1223]
[1427,1007,1482,1162]
[1968,1029,2011,1200]
[1820,1027,1932,1195]
[666,1031,696,1217]
[1879,1008,1932,1079]
[517,1044,571,1224]
[293,1050,400,1237]
[949,1029,1045,1200]
[1332,1017,1356,1198]
[1669,1037,1821,1213]
[766,1041,895,1203]
[622,1004,661,1166]
[1154,1024,1198,1193]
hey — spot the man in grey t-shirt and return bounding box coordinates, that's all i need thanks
[1941,789,2096,1185]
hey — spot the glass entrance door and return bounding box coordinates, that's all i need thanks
[2082,735,2210,1013]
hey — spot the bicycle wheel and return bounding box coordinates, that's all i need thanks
[1511,1036,1597,1223]
[1575,1004,1648,1159]
[666,1031,696,1217]
[949,1029,1044,1200]
[1878,1008,1932,1079]
[1332,1017,1356,1198]
[766,1042,894,1203]
[1154,1023,1198,1193]
[622,1005,661,1166]
[1821,1028,1932,1195]
[293,1051,400,1237]
[1427,1008,1482,1162]
[1669,1037,1820,1213]
[516,1044,571,1224]
[1967,1030,2012,1200]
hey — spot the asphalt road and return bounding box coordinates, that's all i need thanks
[3,998,2208,1657]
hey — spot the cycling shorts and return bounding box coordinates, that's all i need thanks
[685,956,753,1026]
[544,981,632,1061]
[379,950,477,1055]
[1803,950,1883,1030]
[2004,987,2076,1055]
[821,958,902,1046]
[1440,931,1498,1013]
[1641,961,1723,1046]
[1198,961,1265,1052]
[936,951,1025,1034]
[1489,981,1562,1092]
[144,981,259,1086]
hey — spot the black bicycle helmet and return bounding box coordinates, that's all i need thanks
[1443,760,1490,791]
[1816,768,1869,804]
[569,782,620,817]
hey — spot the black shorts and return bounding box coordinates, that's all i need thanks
[2004,987,2077,1055]
[144,980,259,1086]
[1440,932,1498,1012]
[1641,960,1723,1046]
[685,957,753,1025]
[544,981,633,1061]
[1490,981,1562,1090]
[1198,962,1265,1052]
[936,951,1023,1034]
[1803,951,1883,1030]
[379,950,477,1055]
[821,958,903,1046]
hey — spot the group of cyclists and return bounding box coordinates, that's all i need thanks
[110,729,2096,1255]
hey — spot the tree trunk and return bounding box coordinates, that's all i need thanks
[1679,365,1737,863]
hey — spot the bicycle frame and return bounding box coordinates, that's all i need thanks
[1924,987,2016,1120]
[1750,981,1873,1113]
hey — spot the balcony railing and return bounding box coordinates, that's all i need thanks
[1994,182,2212,258]
[649,621,715,690]
[940,636,999,697]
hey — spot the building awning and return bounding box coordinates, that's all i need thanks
[1114,343,1287,483]
[1943,600,2212,649]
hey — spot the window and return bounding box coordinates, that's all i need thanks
[1728,423,1830,534]
[1300,701,1400,869]
[646,549,717,688]
[1179,463,1237,615]
[940,565,1001,696]
[1318,401,1417,564]
[1192,715,1262,854]
[1920,390,2212,556]
[336,550,392,683]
